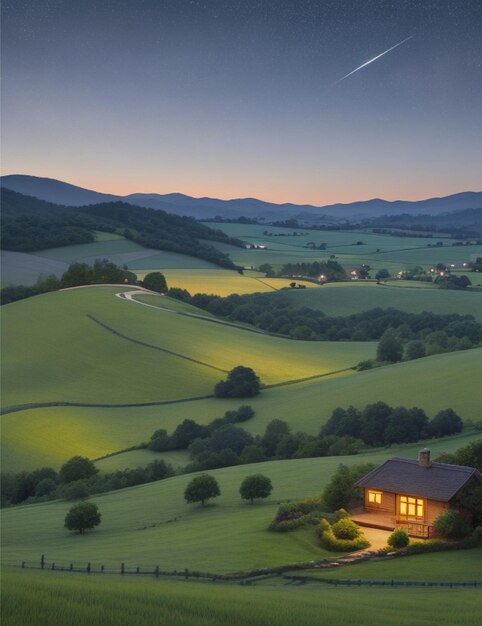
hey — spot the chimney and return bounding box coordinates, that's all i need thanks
[418,448,431,468]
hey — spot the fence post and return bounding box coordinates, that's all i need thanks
[40,554,45,569]
[121,563,125,575]
[155,566,159,578]
[70,563,73,572]
[52,563,55,570]
[185,568,189,580]
[87,563,91,574]
[21,561,25,569]
[101,565,105,573]
[137,567,140,574]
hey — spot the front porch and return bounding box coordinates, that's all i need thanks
[350,509,433,538]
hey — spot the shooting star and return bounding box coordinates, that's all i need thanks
[333,35,415,85]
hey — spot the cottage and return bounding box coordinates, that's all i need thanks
[352,448,481,537]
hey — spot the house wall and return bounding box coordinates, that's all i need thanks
[364,489,448,524]
[426,499,448,525]
[364,489,396,515]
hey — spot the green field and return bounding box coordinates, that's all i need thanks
[3,569,480,626]
[133,268,316,296]
[1,250,70,286]
[1,286,374,408]
[3,340,480,472]
[4,444,481,573]
[206,222,482,275]
[278,281,482,320]
[307,549,482,582]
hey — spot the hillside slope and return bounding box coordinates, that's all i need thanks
[2,175,481,220]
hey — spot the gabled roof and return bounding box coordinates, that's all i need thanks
[355,457,482,502]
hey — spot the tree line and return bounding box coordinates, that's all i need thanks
[168,287,482,347]
[0,258,138,305]
[1,188,242,269]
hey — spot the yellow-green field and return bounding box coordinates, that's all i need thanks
[134,268,317,296]
[3,569,481,626]
[1,286,373,408]
[2,345,480,473]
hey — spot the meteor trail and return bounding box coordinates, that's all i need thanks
[333,35,415,85]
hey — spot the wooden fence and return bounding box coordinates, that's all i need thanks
[12,556,481,588]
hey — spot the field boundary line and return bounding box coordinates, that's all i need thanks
[86,314,228,373]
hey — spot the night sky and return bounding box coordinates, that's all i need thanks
[2,0,481,204]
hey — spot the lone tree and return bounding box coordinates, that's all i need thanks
[214,366,261,398]
[377,331,403,363]
[64,502,101,534]
[143,271,168,293]
[239,474,273,504]
[59,456,97,484]
[184,474,220,506]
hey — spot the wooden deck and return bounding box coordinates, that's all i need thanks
[351,510,433,538]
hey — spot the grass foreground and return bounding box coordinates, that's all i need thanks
[2,568,481,626]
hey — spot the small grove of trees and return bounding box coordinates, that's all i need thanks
[239,474,273,504]
[184,474,220,506]
[142,272,168,293]
[214,366,261,398]
[1,457,174,508]
[1,258,137,305]
[321,403,463,446]
[147,406,255,452]
[64,502,102,534]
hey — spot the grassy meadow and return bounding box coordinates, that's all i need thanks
[278,281,482,320]
[2,344,480,472]
[206,222,482,275]
[1,286,375,408]
[4,442,481,572]
[3,569,481,626]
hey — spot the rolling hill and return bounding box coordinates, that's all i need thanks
[1,282,480,472]
[2,174,481,220]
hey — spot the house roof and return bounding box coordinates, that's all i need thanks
[355,457,482,502]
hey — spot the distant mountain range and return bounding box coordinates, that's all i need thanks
[2,174,481,221]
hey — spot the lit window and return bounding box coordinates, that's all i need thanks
[399,496,424,518]
[368,490,382,505]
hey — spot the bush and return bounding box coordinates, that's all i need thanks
[319,518,370,552]
[331,517,361,540]
[269,497,327,531]
[388,528,409,548]
[433,510,472,538]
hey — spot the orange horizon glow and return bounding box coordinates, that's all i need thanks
[2,168,478,207]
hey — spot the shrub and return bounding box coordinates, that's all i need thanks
[388,528,409,548]
[331,517,361,540]
[319,518,370,552]
[433,510,472,538]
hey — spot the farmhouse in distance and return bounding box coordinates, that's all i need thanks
[352,449,482,538]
